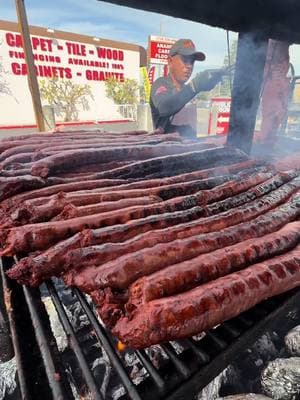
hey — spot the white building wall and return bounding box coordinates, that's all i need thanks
[0,25,140,125]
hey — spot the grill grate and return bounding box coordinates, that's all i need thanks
[1,255,299,400]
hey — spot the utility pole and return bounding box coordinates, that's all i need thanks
[158,19,165,78]
[160,20,164,36]
[15,0,45,132]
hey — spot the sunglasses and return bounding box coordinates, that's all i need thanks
[172,53,195,65]
[179,54,195,65]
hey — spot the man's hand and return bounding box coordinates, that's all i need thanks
[189,68,227,93]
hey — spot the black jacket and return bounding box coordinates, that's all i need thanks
[150,75,197,139]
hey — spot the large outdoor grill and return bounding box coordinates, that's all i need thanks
[0,130,299,399]
[1,254,299,400]
[1,1,300,398]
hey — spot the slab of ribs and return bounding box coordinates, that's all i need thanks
[1,129,299,348]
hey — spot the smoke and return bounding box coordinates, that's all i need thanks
[227,30,297,156]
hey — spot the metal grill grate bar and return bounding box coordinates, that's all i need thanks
[205,331,227,350]
[184,339,210,364]
[23,286,65,400]
[1,254,299,400]
[161,344,191,379]
[235,314,253,328]
[221,321,241,338]
[46,281,104,400]
[73,287,143,400]
[164,289,300,400]
[249,306,268,319]
[136,349,166,393]
[0,259,29,400]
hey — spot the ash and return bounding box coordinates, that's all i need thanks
[0,358,17,400]
[2,274,300,400]
[41,279,173,399]
[198,321,300,400]
[40,278,300,400]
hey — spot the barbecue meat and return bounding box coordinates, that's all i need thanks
[1,131,299,351]
[8,177,299,286]
[112,245,300,348]
[126,220,300,308]
[30,143,217,177]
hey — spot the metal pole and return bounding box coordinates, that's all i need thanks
[160,20,163,35]
[15,0,45,132]
[226,31,268,154]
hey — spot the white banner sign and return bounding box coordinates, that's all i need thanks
[0,23,141,126]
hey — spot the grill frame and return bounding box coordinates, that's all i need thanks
[1,255,300,400]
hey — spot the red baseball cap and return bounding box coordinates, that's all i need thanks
[169,39,206,61]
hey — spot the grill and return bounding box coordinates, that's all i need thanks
[1,255,299,400]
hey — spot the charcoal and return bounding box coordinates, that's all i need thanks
[0,358,17,400]
[285,326,300,356]
[217,395,272,400]
[197,372,223,400]
[261,357,300,400]
[198,366,240,400]
[41,296,68,352]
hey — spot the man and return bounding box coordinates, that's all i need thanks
[150,38,227,139]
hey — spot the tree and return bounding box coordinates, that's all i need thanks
[219,39,238,97]
[194,80,221,104]
[194,39,237,104]
[195,91,210,101]
[39,78,93,121]
[105,78,139,105]
[139,83,147,104]
[0,53,12,97]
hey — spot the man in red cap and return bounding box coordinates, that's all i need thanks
[150,38,228,139]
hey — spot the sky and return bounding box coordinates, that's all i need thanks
[2,0,236,72]
[2,0,300,74]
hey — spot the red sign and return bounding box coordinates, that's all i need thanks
[148,35,176,65]
[216,112,230,135]
[208,97,231,135]
[148,65,155,84]
[5,31,126,82]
